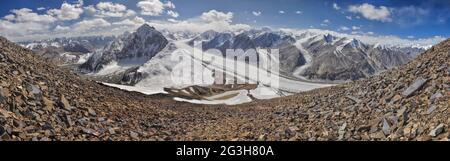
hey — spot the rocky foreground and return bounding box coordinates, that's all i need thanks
[0,36,449,141]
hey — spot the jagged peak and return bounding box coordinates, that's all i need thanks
[136,24,157,35]
[323,33,335,43]
[137,24,155,31]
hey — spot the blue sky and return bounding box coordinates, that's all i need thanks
[0,0,448,41]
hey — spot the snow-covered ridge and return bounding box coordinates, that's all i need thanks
[278,28,444,50]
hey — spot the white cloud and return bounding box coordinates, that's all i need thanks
[147,10,250,33]
[200,10,233,23]
[323,19,330,23]
[367,31,374,35]
[47,1,84,20]
[9,8,56,23]
[346,16,352,20]
[0,8,56,40]
[83,2,136,18]
[167,18,178,23]
[84,5,97,15]
[348,3,392,22]
[54,25,70,32]
[352,26,360,30]
[164,1,176,9]
[72,18,111,31]
[37,7,46,11]
[333,3,340,10]
[167,10,179,18]
[137,0,165,16]
[3,14,15,21]
[279,10,285,14]
[407,35,415,39]
[295,11,302,14]
[252,11,261,16]
[0,1,251,41]
[351,31,360,35]
[95,2,126,17]
[125,10,137,17]
[113,16,146,26]
[339,26,350,31]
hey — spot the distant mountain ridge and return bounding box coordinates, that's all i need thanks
[20,24,426,82]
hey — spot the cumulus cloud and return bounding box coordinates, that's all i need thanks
[37,7,46,11]
[96,2,127,17]
[137,0,165,16]
[164,1,176,9]
[167,10,179,18]
[348,3,392,22]
[147,10,250,33]
[82,2,136,18]
[252,11,261,16]
[0,1,251,41]
[7,8,56,23]
[54,25,70,32]
[279,10,285,14]
[113,16,146,26]
[200,10,233,23]
[47,1,84,20]
[295,11,302,14]
[0,8,57,40]
[346,16,352,20]
[72,18,111,31]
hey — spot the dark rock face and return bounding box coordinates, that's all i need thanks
[301,36,418,80]
[121,67,145,85]
[63,43,90,53]
[80,24,169,73]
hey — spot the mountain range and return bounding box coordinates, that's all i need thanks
[0,34,448,140]
[19,24,426,84]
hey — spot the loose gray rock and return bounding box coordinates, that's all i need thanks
[346,96,361,104]
[130,131,139,140]
[429,124,445,137]
[430,92,443,101]
[426,105,437,115]
[59,95,73,111]
[0,125,5,137]
[382,118,391,136]
[338,122,347,140]
[0,52,5,62]
[27,84,41,95]
[402,78,428,97]
[0,87,6,102]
